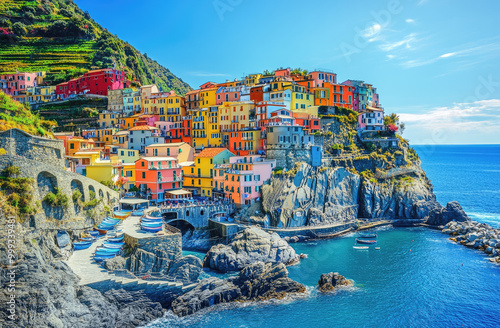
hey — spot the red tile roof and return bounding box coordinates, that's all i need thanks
[196,148,228,158]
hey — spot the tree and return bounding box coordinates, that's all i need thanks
[384,113,405,135]
[12,22,27,37]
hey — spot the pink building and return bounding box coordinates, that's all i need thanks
[221,155,276,206]
[0,72,39,96]
[308,70,337,88]
[155,121,175,137]
[135,114,159,127]
[216,86,241,105]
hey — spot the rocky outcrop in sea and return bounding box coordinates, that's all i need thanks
[318,272,352,292]
[171,261,306,316]
[442,220,500,263]
[203,227,300,272]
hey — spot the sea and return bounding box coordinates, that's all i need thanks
[145,145,500,328]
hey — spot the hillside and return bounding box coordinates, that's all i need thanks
[0,90,56,136]
[0,0,191,94]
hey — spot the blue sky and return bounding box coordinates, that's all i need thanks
[75,0,500,144]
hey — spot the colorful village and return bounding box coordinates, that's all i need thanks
[1,67,388,209]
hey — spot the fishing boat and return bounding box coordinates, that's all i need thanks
[94,227,109,235]
[141,225,163,232]
[103,242,124,249]
[89,231,100,238]
[106,235,124,243]
[356,238,377,244]
[73,241,92,250]
[95,248,121,255]
[144,214,163,220]
[359,233,377,239]
[113,211,131,219]
[56,231,70,248]
[141,222,164,227]
[141,217,163,223]
[79,237,95,242]
[375,247,381,250]
[353,246,369,250]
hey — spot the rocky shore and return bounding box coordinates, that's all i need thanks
[317,272,352,293]
[442,220,500,263]
[203,227,302,272]
[171,261,306,316]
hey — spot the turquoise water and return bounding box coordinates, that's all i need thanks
[146,145,500,328]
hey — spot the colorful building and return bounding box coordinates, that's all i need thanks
[0,72,39,96]
[128,126,163,153]
[135,157,183,203]
[145,142,194,163]
[56,69,128,98]
[182,148,234,197]
[221,155,276,206]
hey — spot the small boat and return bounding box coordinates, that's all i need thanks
[56,230,70,248]
[94,227,109,235]
[113,211,131,219]
[359,233,377,239]
[73,241,92,250]
[95,247,121,254]
[141,225,163,232]
[145,213,162,220]
[141,222,164,227]
[103,242,124,249]
[89,231,100,238]
[353,246,369,249]
[79,237,95,242]
[375,247,381,250]
[106,235,124,243]
[356,239,377,244]
[141,217,163,223]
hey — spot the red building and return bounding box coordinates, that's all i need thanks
[135,157,183,203]
[250,85,264,103]
[56,69,128,98]
[167,117,192,144]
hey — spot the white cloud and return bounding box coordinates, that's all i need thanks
[405,19,416,24]
[399,100,500,144]
[380,33,417,51]
[439,52,455,58]
[386,54,395,59]
[362,23,382,39]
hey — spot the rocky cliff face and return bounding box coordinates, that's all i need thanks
[262,161,455,226]
[171,262,306,317]
[203,227,300,272]
[262,163,360,228]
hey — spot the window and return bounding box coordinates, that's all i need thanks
[141,161,145,167]
[70,143,74,149]
[142,172,145,179]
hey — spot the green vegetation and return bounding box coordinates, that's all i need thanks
[0,91,57,136]
[0,0,191,94]
[0,165,36,218]
[43,187,69,208]
[72,189,82,202]
[384,113,405,135]
[83,197,101,208]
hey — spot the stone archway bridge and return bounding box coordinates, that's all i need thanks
[145,202,236,229]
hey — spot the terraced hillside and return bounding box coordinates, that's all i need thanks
[0,0,191,94]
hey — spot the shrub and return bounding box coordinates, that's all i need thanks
[12,22,27,36]
[331,144,343,150]
[72,189,82,202]
[2,166,21,178]
[43,188,69,208]
[89,190,96,200]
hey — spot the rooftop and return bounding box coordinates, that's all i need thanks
[146,142,188,147]
[139,157,178,162]
[197,147,228,158]
[129,126,158,131]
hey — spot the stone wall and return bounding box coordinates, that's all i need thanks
[0,128,65,168]
[266,147,313,169]
[0,155,119,229]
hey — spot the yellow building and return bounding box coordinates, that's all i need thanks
[25,86,56,104]
[117,148,139,190]
[96,128,118,144]
[182,147,234,197]
[141,84,159,113]
[86,157,120,186]
[244,73,261,86]
[290,84,315,111]
[218,101,256,146]
[113,130,129,148]
[98,111,120,129]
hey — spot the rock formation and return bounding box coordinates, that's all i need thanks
[262,163,360,228]
[425,201,470,226]
[171,262,306,316]
[318,272,352,292]
[203,227,300,272]
[442,220,500,262]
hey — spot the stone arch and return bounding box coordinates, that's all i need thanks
[106,192,110,204]
[98,189,104,199]
[70,179,85,202]
[166,219,195,235]
[37,171,58,196]
[89,185,96,199]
